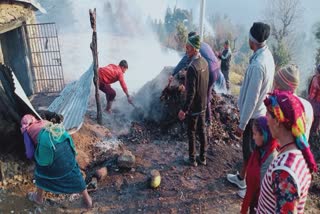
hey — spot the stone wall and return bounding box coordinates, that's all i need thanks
[0,2,36,33]
[0,2,36,64]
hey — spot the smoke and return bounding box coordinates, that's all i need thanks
[57,0,180,93]
[42,0,217,90]
[290,32,317,95]
[53,0,184,125]
[259,0,317,95]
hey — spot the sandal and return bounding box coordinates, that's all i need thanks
[27,192,43,205]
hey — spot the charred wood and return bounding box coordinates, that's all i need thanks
[89,8,102,124]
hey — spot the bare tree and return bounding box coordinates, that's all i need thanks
[314,22,320,66]
[209,14,238,51]
[264,0,303,67]
[265,0,303,43]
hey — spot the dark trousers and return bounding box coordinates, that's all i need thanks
[221,69,230,90]
[206,77,214,123]
[99,82,116,102]
[242,119,255,162]
[311,116,320,134]
[187,112,207,161]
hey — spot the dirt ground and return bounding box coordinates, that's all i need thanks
[0,117,319,213]
[0,93,319,213]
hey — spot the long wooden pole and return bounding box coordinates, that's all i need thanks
[89,8,102,124]
[199,0,206,41]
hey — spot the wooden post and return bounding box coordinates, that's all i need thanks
[89,8,102,124]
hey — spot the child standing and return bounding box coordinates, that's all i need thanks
[240,116,278,213]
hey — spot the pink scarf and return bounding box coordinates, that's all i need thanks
[20,114,48,145]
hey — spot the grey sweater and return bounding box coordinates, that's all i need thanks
[260,150,278,184]
[238,46,275,130]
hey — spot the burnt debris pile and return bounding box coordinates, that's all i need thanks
[121,66,241,145]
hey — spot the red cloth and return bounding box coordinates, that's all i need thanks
[241,140,278,214]
[308,74,320,102]
[98,64,128,94]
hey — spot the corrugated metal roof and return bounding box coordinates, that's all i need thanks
[14,0,46,13]
[48,64,93,133]
[12,71,41,119]
[1,63,93,134]
[0,63,40,120]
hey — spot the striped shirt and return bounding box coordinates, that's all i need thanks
[257,150,311,214]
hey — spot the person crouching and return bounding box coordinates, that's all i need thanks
[21,114,92,208]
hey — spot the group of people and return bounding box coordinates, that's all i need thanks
[19,19,320,212]
[94,31,232,115]
[227,22,319,213]
[175,21,319,213]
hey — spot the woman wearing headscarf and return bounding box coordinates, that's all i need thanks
[273,64,314,140]
[20,114,92,208]
[257,90,317,213]
[240,116,278,213]
[308,64,320,135]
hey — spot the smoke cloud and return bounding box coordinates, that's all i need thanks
[56,0,181,93]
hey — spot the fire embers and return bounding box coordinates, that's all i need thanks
[119,122,152,144]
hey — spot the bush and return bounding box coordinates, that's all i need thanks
[271,42,291,68]
[229,63,245,96]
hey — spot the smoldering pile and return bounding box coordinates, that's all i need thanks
[120,67,241,145]
[208,92,240,142]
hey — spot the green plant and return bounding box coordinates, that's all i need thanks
[175,22,187,51]
[271,42,291,68]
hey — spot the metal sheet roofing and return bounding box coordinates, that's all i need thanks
[48,65,93,133]
[14,0,46,13]
[0,63,40,120]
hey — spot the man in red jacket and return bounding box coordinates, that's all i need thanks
[98,60,132,113]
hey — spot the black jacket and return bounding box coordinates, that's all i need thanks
[183,56,209,114]
[219,49,232,71]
